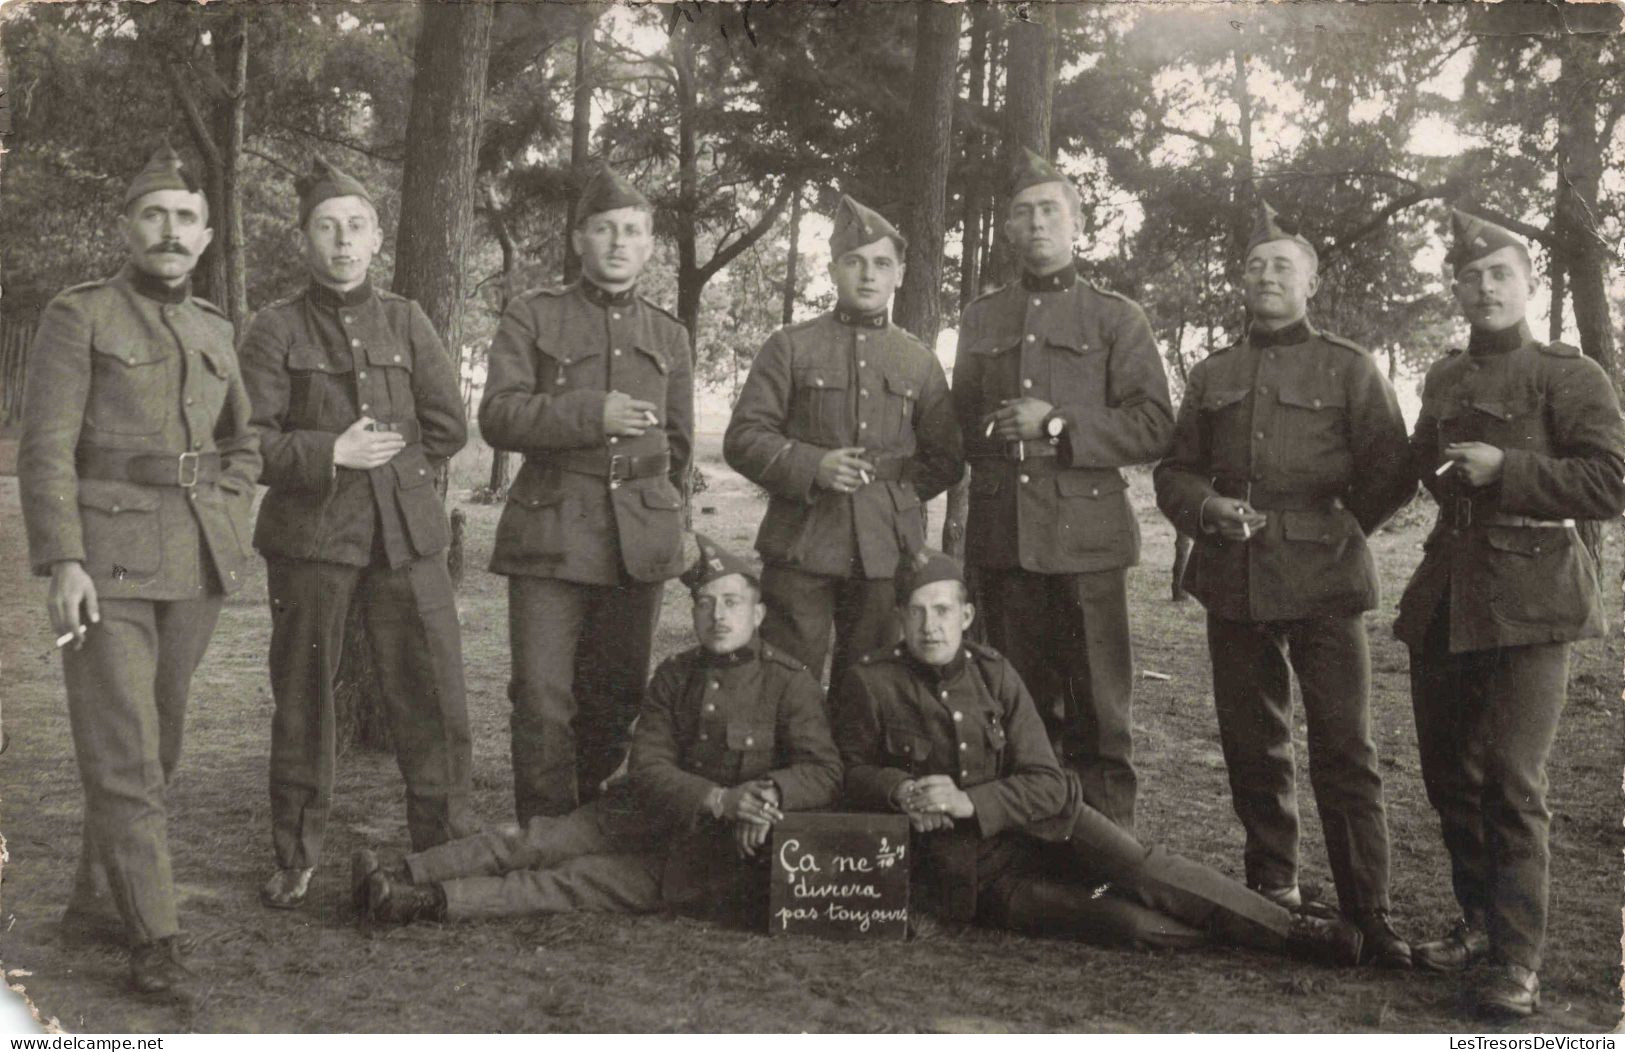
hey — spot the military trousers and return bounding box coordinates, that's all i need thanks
[1409,601,1569,972]
[266,554,473,870]
[1206,612,1391,911]
[61,594,222,946]
[507,575,663,822]
[407,797,665,920]
[978,567,1137,831]
[760,563,899,683]
[986,798,1296,954]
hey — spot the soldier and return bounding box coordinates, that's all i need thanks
[18,144,261,995]
[352,535,841,925]
[239,157,473,910]
[481,165,694,822]
[1395,212,1625,1017]
[724,194,962,681]
[1153,201,1415,966]
[833,549,1362,964]
[951,148,1173,831]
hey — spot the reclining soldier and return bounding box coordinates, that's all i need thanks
[833,548,1364,964]
[353,534,841,924]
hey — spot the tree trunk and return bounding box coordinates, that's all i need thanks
[671,13,702,344]
[485,183,519,496]
[216,13,249,326]
[894,1,960,349]
[1554,34,1615,380]
[959,3,990,307]
[1228,37,1256,273]
[563,11,598,283]
[1548,228,1567,345]
[782,184,803,326]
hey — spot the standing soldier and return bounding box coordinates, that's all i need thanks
[18,144,261,995]
[725,194,962,680]
[1396,212,1625,1017]
[240,158,473,910]
[481,165,694,823]
[951,149,1173,831]
[1153,202,1414,966]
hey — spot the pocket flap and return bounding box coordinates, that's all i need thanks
[726,724,774,750]
[1482,526,1549,556]
[1055,472,1127,499]
[967,335,1017,358]
[507,469,565,509]
[884,728,931,761]
[535,338,600,366]
[793,365,847,391]
[92,340,167,368]
[365,341,415,369]
[884,372,919,400]
[1470,399,1528,422]
[393,447,435,490]
[1281,508,1344,544]
[1278,386,1346,411]
[1202,387,1250,412]
[889,481,923,511]
[78,479,161,513]
[640,481,683,510]
[198,344,233,378]
[635,342,670,374]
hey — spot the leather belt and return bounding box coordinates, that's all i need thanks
[363,418,422,443]
[77,447,221,488]
[865,455,906,482]
[1211,477,1343,513]
[969,440,1059,463]
[1446,499,1574,530]
[555,449,670,489]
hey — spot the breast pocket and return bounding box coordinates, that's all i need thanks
[535,339,602,394]
[879,370,919,449]
[1469,394,1542,452]
[86,339,172,437]
[1275,381,1349,467]
[884,727,933,777]
[727,723,777,779]
[286,344,349,431]
[791,364,849,444]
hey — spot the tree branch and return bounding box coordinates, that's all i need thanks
[1261,168,1423,191]
[698,179,797,284]
[166,63,222,171]
[244,147,301,180]
[267,120,404,164]
[1322,179,1460,262]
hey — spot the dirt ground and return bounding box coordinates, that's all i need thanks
[1,424,1621,1033]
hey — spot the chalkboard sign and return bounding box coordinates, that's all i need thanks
[770,812,911,940]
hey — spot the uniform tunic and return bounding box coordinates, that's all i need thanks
[239,279,473,869]
[1395,323,1625,971]
[479,280,694,820]
[1153,318,1412,909]
[951,266,1173,829]
[404,638,842,921]
[18,264,260,944]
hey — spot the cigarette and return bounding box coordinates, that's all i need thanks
[858,470,872,486]
[644,411,659,426]
[1240,521,1251,541]
[985,420,996,438]
[1435,461,1455,477]
[55,630,79,648]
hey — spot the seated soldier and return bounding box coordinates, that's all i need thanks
[352,534,841,924]
[834,548,1363,964]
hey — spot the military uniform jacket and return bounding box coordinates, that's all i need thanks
[481,281,694,584]
[952,271,1173,575]
[239,281,468,568]
[834,641,1077,921]
[723,311,963,579]
[629,637,842,905]
[19,266,260,600]
[1153,320,1413,622]
[1393,324,1625,654]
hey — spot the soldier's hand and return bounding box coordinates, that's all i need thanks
[734,817,772,859]
[604,391,659,438]
[1201,497,1268,542]
[984,398,1055,442]
[333,417,407,470]
[815,447,877,493]
[720,779,783,824]
[905,774,976,819]
[907,810,955,834]
[48,561,99,649]
[1442,442,1505,488]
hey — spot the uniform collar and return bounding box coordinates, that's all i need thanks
[1248,317,1312,350]
[909,648,969,688]
[1467,320,1531,357]
[835,306,888,329]
[308,280,375,311]
[124,264,191,306]
[699,636,761,669]
[581,279,637,309]
[1021,264,1077,293]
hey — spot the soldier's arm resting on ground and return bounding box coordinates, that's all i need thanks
[665,325,696,492]
[239,311,339,494]
[405,300,469,466]
[830,666,912,812]
[722,329,827,502]
[478,298,607,454]
[1344,354,1416,534]
[1054,298,1174,469]
[18,295,94,573]
[761,670,843,811]
[1496,353,1625,520]
[960,663,1070,839]
[902,358,966,501]
[628,660,727,830]
[1152,363,1222,536]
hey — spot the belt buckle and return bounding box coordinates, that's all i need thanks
[608,454,628,490]
[176,451,200,489]
[1005,441,1026,463]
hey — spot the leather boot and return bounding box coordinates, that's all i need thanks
[1413,915,1489,973]
[1286,912,1363,967]
[367,869,447,925]
[260,867,315,910]
[128,936,193,999]
[1352,908,1412,969]
[1478,962,1540,1018]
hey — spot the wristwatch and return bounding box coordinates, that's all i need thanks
[1043,411,1067,442]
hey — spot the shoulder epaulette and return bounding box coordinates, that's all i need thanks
[1207,340,1241,357]
[1318,331,1369,355]
[60,279,107,297]
[783,314,825,335]
[759,641,808,674]
[519,285,569,302]
[638,294,683,326]
[192,296,229,321]
[374,288,408,303]
[857,643,909,667]
[1540,341,1581,359]
[966,283,1013,310]
[1083,279,1137,306]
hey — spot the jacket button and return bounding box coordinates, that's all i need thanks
[1026,334,1036,343]
[343,314,354,324]
[351,338,361,348]
[193,440,203,450]
[1091,487,1099,496]
[613,349,622,357]
[745,737,754,747]
[556,376,566,385]
[609,436,618,445]
[1031,298,1041,306]
[959,742,968,751]
[418,468,426,476]
[815,378,824,386]
[1312,398,1322,408]
[358,370,367,379]
[361,403,370,412]
[952,711,962,722]
[393,354,402,363]
[705,703,715,713]
[185,397,194,406]
[1259,385,1269,394]
[699,732,708,741]
[857,333,866,342]
[1020,474,1030,483]
[612,312,621,320]
[1255,431,1264,440]
[1023,379,1033,389]
[111,504,121,513]
[710,680,720,689]
[860,389,869,397]
[859,421,868,429]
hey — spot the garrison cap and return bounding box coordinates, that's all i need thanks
[576,164,651,222]
[894,547,964,606]
[124,144,203,210]
[1447,209,1526,272]
[1246,200,1318,265]
[1009,146,1070,197]
[680,532,758,593]
[829,194,906,260]
[296,156,374,227]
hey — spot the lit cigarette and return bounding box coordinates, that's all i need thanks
[644,411,659,426]
[985,420,996,438]
[1434,461,1455,477]
[55,630,79,648]
[1240,521,1251,541]
[858,470,872,486]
